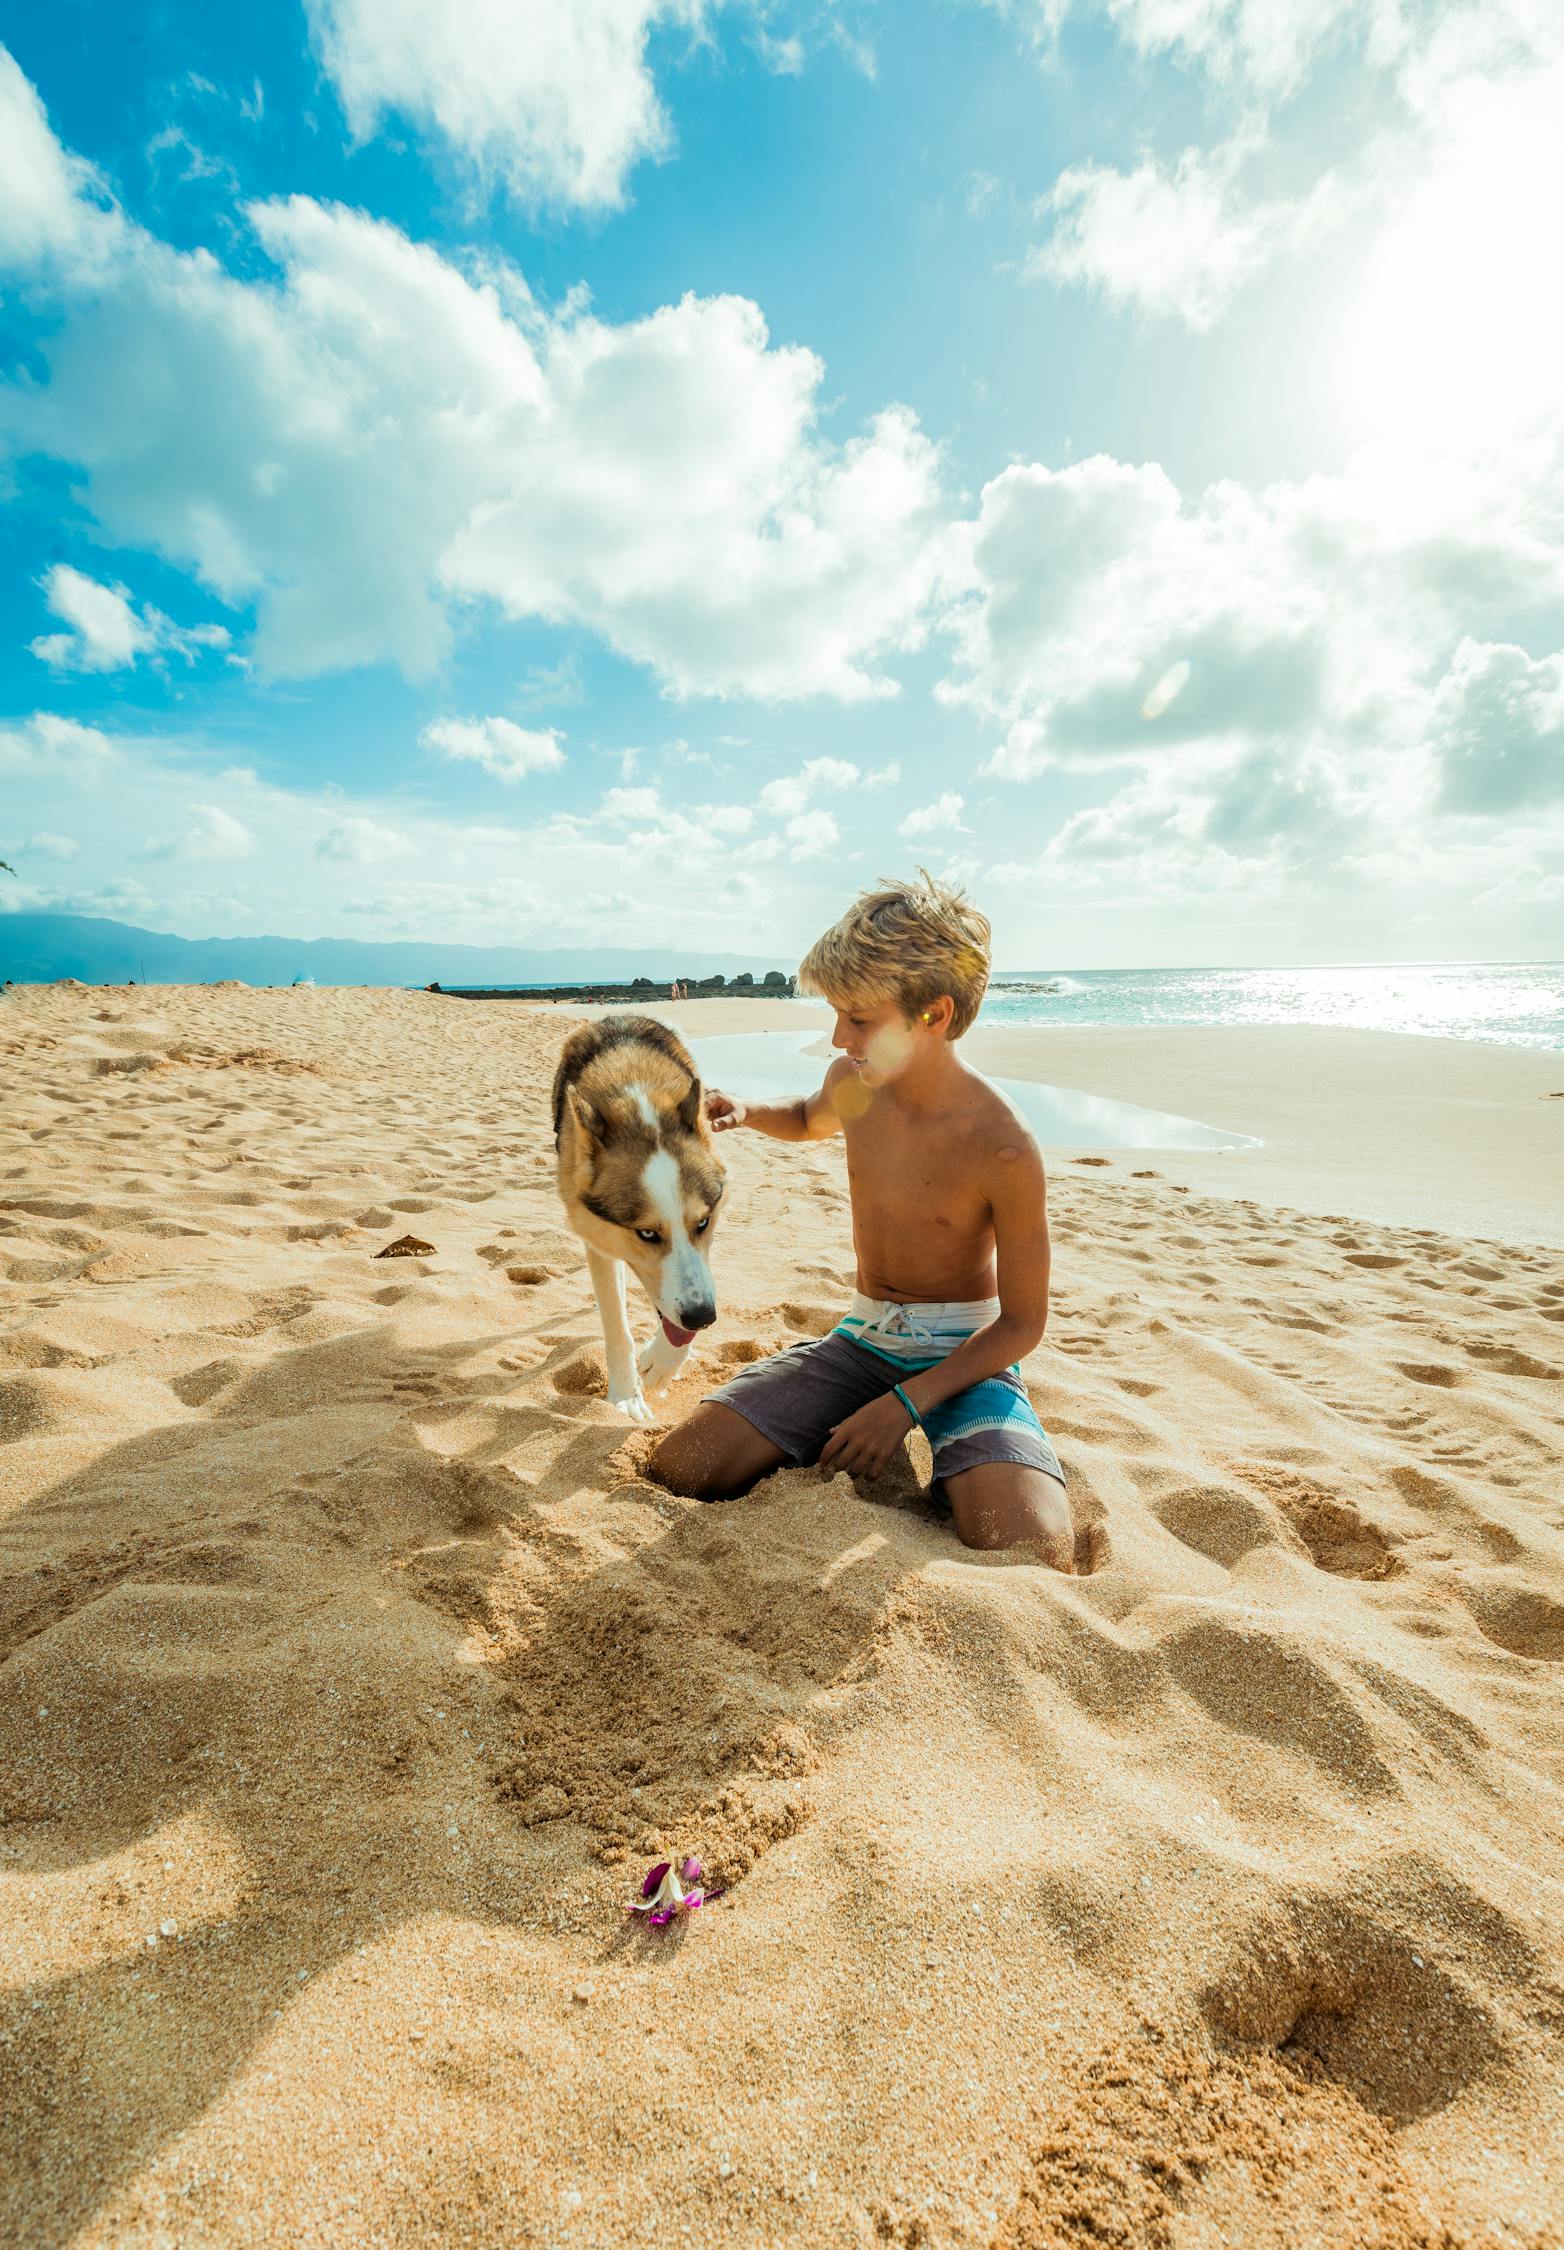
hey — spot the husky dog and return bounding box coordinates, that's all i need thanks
[551,1015,726,1422]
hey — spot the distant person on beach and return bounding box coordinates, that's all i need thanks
[648,873,1073,1565]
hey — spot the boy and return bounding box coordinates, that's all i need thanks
[647,874,1074,1569]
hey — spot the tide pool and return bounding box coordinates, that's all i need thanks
[688,1031,1259,1154]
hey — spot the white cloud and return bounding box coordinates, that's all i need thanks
[758,755,889,814]
[316,817,415,863]
[1013,4,1564,333]
[306,0,706,212]
[19,832,79,860]
[28,563,230,673]
[1001,0,1371,99]
[143,805,255,862]
[1033,141,1347,330]
[422,715,567,781]
[786,808,840,857]
[0,80,948,700]
[1431,640,1564,816]
[899,790,968,838]
[941,438,1564,793]
[0,48,119,274]
[940,419,1564,912]
[0,712,116,772]
[30,566,149,670]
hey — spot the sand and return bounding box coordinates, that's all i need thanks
[2,981,1563,2249]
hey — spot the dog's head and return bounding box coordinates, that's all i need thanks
[563,1072,726,1341]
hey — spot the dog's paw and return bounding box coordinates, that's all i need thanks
[608,1385,655,1423]
[637,1331,692,1395]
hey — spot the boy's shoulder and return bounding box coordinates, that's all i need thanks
[950,1065,1046,1168]
[936,1062,1044,1152]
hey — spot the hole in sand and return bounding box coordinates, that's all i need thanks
[1463,1584,1564,1662]
[1202,1899,1503,2126]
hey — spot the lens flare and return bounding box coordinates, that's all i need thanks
[1141,659,1191,720]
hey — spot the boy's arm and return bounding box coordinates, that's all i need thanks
[707,1057,851,1143]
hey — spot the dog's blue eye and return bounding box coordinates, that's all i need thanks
[693,1216,710,1234]
[636,1228,661,1244]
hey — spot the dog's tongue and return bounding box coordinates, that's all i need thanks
[661,1314,697,1349]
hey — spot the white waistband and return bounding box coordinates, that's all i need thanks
[846,1293,1000,1340]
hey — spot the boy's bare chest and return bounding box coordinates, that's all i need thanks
[841,1108,988,1231]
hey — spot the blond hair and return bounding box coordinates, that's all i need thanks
[798,869,992,1040]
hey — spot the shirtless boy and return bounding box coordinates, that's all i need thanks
[647,875,1074,1569]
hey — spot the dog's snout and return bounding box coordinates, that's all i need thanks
[679,1298,718,1332]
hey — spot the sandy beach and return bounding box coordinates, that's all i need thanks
[3,982,1563,2248]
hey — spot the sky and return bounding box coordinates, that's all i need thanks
[1,0,1561,969]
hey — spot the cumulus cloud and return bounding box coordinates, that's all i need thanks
[316,817,415,863]
[29,563,230,673]
[0,711,116,772]
[785,808,840,857]
[143,805,255,862]
[899,790,968,838]
[943,423,1564,906]
[0,49,120,273]
[0,79,947,700]
[422,716,567,781]
[1012,2,1564,330]
[1431,640,1564,816]
[758,755,899,815]
[1033,142,1347,330]
[306,0,706,212]
[942,440,1564,794]
[998,0,1371,100]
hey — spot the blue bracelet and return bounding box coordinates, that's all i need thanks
[892,1383,922,1429]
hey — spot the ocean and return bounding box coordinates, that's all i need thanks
[974,962,1564,1051]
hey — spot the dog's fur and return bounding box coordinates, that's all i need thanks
[551,1015,726,1421]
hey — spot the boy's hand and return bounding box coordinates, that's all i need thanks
[705,1087,747,1133]
[819,1393,916,1481]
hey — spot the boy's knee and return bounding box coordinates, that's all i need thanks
[949,1470,1075,1569]
[646,1422,746,1502]
[956,1515,1073,1569]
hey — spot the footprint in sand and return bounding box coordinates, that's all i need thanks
[1462,1342,1559,1380]
[1395,1361,1464,1388]
[1461,1584,1564,1662]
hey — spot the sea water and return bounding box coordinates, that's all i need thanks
[688,1030,1258,1153]
[977,961,1564,1049]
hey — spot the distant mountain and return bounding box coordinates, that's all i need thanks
[0,913,796,989]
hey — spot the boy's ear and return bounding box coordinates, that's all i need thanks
[920,995,956,1035]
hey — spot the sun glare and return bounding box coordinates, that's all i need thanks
[1335,80,1564,448]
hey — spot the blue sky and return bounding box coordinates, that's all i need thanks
[2,0,1561,967]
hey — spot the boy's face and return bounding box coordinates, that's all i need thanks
[829,996,928,1085]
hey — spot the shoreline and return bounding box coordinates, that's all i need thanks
[539,999,1563,1247]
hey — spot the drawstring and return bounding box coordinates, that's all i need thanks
[862,1303,935,1347]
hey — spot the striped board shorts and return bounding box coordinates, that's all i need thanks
[703,1293,1064,1486]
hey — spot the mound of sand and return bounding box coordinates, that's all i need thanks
[1,981,1562,2247]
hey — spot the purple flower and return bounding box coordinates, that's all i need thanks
[628,1856,723,1926]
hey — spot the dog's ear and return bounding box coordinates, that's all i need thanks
[566,1085,605,1149]
[677,1074,703,1134]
